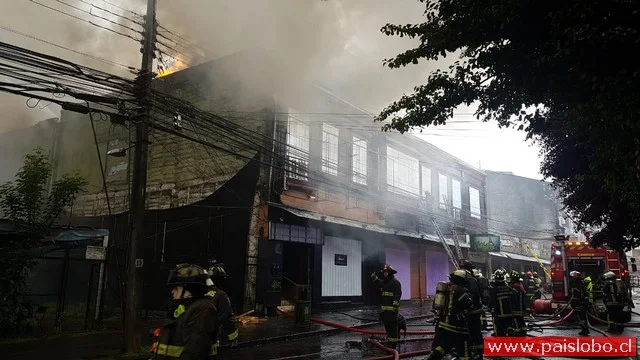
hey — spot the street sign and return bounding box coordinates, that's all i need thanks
[85,246,106,260]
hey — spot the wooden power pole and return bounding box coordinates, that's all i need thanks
[124,0,156,353]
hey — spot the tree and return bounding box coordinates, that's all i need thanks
[0,147,87,336]
[375,0,640,250]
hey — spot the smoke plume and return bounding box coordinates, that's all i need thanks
[1,0,451,134]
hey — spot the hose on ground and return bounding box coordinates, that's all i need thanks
[366,338,432,360]
[529,309,574,327]
[586,314,611,338]
[588,312,640,327]
[278,308,435,335]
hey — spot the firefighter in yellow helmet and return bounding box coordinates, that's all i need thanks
[206,261,239,346]
[371,264,402,348]
[427,269,473,360]
[154,264,220,359]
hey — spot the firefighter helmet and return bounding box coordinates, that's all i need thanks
[533,272,538,277]
[167,263,211,289]
[510,270,522,283]
[472,268,481,277]
[603,271,616,280]
[383,264,398,275]
[569,270,581,278]
[449,269,467,286]
[526,271,533,277]
[208,263,227,279]
[493,269,506,282]
[460,260,475,270]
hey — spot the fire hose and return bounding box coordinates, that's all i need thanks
[278,309,435,335]
[365,338,432,360]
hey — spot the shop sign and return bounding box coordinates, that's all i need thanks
[470,235,501,252]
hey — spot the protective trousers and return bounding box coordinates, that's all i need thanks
[606,305,624,333]
[428,327,470,360]
[512,315,527,336]
[381,310,399,348]
[493,315,513,336]
[467,313,484,358]
[573,309,589,335]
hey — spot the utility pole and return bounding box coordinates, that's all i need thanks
[124,0,156,353]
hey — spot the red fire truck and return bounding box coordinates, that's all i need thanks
[534,235,633,321]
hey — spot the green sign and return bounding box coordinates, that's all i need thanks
[470,235,501,252]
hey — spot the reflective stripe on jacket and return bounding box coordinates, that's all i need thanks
[439,285,473,333]
[154,298,219,360]
[373,275,402,312]
[489,282,513,317]
[205,288,238,341]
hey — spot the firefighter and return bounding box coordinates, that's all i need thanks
[532,272,543,301]
[583,274,594,305]
[602,271,625,333]
[569,271,589,336]
[427,270,474,360]
[154,264,220,359]
[206,262,239,346]
[523,271,536,319]
[474,268,490,329]
[509,270,527,336]
[488,269,513,336]
[371,264,402,348]
[460,260,484,359]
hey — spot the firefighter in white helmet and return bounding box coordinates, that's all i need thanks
[602,271,625,333]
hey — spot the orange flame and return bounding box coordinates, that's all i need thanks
[158,58,189,78]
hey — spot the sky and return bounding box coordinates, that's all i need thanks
[0,0,544,180]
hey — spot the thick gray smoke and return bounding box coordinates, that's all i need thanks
[0,0,450,134]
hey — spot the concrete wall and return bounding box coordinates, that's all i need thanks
[485,171,561,258]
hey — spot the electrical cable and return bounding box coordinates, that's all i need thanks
[28,0,142,42]
[0,25,137,72]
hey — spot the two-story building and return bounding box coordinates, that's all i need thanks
[484,171,561,280]
[2,49,489,313]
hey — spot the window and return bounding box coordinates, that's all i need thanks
[438,173,448,209]
[451,179,461,209]
[470,186,481,219]
[322,123,339,176]
[352,137,367,185]
[386,146,419,196]
[286,115,309,180]
[421,166,431,196]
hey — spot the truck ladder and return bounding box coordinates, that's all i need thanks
[431,218,460,270]
[524,243,552,278]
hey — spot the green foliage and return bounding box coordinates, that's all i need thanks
[376,0,640,250]
[0,147,87,237]
[0,147,87,336]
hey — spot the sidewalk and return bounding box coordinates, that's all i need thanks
[0,301,433,360]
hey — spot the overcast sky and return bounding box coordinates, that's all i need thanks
[0,0,544,180]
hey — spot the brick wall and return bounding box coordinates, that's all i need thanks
[54,56,272,217]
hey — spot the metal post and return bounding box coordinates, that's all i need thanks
[124,0,156,353]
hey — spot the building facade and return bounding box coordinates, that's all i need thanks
[483,171,566,280]
[2,50,490,313]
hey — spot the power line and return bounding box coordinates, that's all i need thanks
[28,0,142,42]
[78,0,143,26]
[53,0,142,35]
[0,24,137,72]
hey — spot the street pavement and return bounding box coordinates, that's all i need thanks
[219,305,640,360]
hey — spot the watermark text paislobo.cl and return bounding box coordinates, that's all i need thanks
[484,336,637,357]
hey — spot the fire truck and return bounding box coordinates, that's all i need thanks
[534,234,633,321]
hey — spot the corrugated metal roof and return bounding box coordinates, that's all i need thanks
[269,202,469,248]
[490,251,550,265]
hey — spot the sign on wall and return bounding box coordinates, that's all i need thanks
[470,235,501,252]
[334,254,348,266]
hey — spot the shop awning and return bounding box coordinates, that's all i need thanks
[269,202,469,248]
[490,251,550,265]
